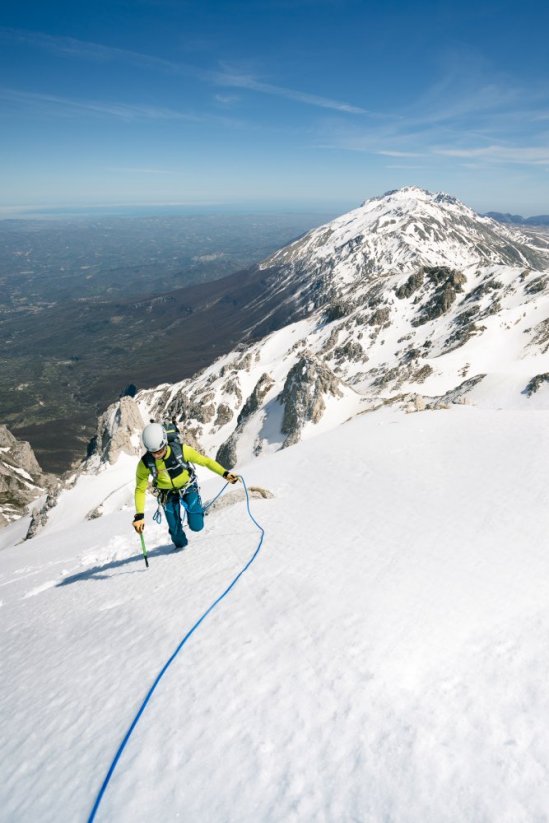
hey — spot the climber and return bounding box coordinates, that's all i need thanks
[132,422,238,549]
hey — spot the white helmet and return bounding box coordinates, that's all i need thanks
[142,422,167,452]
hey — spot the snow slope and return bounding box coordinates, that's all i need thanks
[2,406,549,822]
[134,253,549,471]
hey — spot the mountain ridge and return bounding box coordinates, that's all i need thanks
[485,211,549,226]
[0,425,57,527]
[8,187,549,473]
[261,186,549,281]
[7,185,549,532]
[71,187,549,521]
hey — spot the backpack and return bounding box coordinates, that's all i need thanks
[141,420,195,487]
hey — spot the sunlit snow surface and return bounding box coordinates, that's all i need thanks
[1,406,549,821]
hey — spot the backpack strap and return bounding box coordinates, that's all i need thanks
[141,443,195,488]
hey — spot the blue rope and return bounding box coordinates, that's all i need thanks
[203,480,230,513]
[87,475,264,822]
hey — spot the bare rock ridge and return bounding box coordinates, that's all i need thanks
[485,211,549,227]
[278,353,345,448]
[85,396,146,468]
[0,425,58,528]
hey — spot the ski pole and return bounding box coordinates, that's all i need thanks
[139,533,149,568]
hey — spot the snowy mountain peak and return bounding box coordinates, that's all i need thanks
[368,185,458,208]
[121,188,549,473]
[262,187,549,292]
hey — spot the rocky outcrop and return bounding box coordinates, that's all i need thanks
[395,269,424,299]
[279,353,344,448]
[25,492,59,539]
[205,485,274,515]
[366,306,391,327]
[436,375,486,404]
[524,373,549,397]
[411,364,433,383]
[324,299,354,323]
[0,425,57,528]
[188,392,216,424]
[465,278,503,303]
[237,374,275,424]
[222,377,243,405]
[333,340,365,363]
[216,373,275,467]
[214,404,234,427]
[413,267,467,326]
[215,434,238,469]
[529,319,549,355]
[524,275,548,295]
[86,396,146,466]
[17,397,144,537]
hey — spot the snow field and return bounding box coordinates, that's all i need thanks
[1,407,549,821]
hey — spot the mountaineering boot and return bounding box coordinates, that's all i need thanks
[173,534,188,550]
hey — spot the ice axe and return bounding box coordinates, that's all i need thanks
[139,533,149,568]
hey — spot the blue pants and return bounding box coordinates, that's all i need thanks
[163,485,204,548]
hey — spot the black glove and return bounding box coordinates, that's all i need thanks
[223,471,239,485]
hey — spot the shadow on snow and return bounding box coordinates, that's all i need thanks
[55,543,178,586]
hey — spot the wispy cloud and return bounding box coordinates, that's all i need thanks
[435,145,549,166]
[377,150,424,158]
[212,63,367,114]
[214,93,241,106]
[0,26,366,115]
[0,27,194,76]
[408,75,524,127]
[319,118,549,169]
[313,58,549,170]
[385,164,429,170]
[0,86,202,121]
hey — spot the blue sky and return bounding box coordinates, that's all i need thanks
[1,0,548,215]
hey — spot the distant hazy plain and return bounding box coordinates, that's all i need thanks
[0,211,334,472]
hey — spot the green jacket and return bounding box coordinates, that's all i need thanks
[134,444,227,514]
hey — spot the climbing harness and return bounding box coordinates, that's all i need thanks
[152,479,202,526]
[87,475,264,823]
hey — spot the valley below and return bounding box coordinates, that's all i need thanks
[0,211,334,472]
